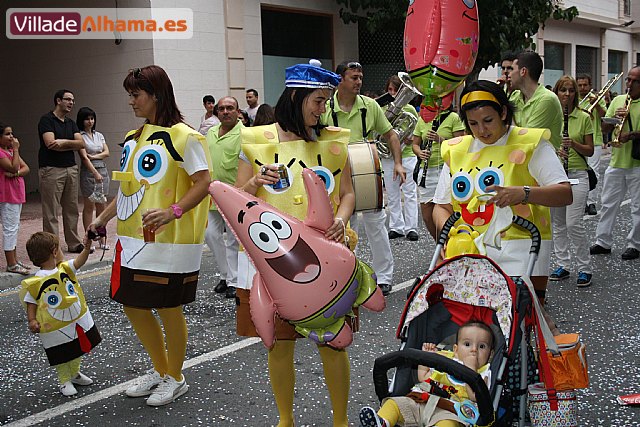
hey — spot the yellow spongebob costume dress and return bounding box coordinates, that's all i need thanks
[111,123,211,308]
[441,127,553,274]
[20,261,101,381]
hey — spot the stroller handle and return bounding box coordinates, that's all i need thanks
[373,349,494,426]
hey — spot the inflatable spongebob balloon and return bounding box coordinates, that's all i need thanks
[19,262,101,365]
[210,169,386,349]
[404,0,480,123]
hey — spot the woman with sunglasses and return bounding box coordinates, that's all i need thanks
[90,65,211,406]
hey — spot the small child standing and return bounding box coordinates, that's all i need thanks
[0,124,30,275]
[20,231,102,396]
[360,321,494,427]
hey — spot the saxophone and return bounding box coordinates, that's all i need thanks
[611,89,632,147]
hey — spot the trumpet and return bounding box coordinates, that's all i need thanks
[611,88,631,147]
[578,72,623,115]
[373,72,422,159]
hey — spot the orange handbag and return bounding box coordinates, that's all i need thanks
[545,333,589,391]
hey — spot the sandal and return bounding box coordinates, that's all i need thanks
[7,264,30,275]
[17,261,30,269]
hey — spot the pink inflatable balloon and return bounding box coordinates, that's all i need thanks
[209,168,385,349]
[404,0,480,122]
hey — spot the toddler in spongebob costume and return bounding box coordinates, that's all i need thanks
[89,66,211,406]
[20,232,101,396]
[432,80,572,304]
[235,63,359,426]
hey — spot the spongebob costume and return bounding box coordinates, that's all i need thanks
[441,127,553,276]
[20,261,101,383]
[111,123,210,307]
[111,122,210,384]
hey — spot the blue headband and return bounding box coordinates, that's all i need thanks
[285,64,341,89]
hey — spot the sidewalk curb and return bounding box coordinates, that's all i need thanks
[0,259,113,292]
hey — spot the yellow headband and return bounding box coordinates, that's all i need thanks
[461,91,500,107]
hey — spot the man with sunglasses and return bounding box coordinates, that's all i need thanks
[321,60,406,296]
[37,89,86,253]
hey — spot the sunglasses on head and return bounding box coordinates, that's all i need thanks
[347,61,362,70]
[129,68,143,78]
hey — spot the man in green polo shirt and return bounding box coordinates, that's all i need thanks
[591,66,640,260]
[205,96,243,298]
[509,51,563,149]
[320,60,405,296]
[577,73,607,215]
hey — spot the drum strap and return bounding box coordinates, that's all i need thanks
[330,94,369,140]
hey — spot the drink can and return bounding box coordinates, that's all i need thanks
[271,164,290,190]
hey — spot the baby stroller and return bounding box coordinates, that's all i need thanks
[372,212,540,426]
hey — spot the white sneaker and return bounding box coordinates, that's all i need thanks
[146,375,189,406]
[125,370,164,397]
[60,381,78,396]
[71,372,93,386]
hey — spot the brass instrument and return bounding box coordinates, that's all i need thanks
[374,72,422,159]
[562,106,570,172]
[578,72,623,115]
[611,88,632,147]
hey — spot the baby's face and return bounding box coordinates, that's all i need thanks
[454,325,493,366]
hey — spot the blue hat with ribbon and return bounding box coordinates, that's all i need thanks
[285,63,341,89]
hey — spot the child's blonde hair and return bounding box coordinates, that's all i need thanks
[26,232,58,267]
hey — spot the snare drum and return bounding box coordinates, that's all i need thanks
[348,141,383,212]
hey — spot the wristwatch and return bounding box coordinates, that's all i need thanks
[170,204,183,219]
[521,186,531,205]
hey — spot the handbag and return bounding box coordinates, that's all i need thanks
[88,181,107,204]
[576,152,597,191]
[632,137,640,161]
[528,383,577,427]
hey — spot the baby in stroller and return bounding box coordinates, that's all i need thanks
[360,321,494,427]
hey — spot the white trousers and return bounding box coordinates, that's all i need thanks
[551,170,591,273]
[587,145,602,206]
[204,210,239,286]
[382,157,419,234]
[595,166,640,250]
[0,202,22,251]
[350,210,394,284]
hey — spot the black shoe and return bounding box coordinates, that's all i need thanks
[589,244,611,255]
[586,204,597,216]
[388,230,404,239]
[622,248,640,260]
[406,231,419,241]
[68,244,94,254]
[225,286,236,298]
[379,283,392,296]
[214,279,228,293]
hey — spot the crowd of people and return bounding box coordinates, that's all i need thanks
[6,52,640,426]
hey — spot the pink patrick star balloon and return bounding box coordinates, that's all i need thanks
[404,0,480,123]
[209,168,385,349]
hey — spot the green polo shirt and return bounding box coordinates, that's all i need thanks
[606,95,640,169]
[510,84,563,149]
[578,97,606,146]
[206,121,244,210]
[321,93,393,143]
[413,112,465,168]
[567,108,594,171]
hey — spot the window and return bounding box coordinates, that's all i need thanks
[624,0,631,17]
[544,43,565,88]
[576,46,598,83]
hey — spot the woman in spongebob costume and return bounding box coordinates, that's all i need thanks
[432,80,573,305]
[235,63,356,426]
[89,65,211,406]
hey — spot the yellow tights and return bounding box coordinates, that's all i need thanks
[123,305,187,381]
[378,399,461,426]
[268,340,350,427]
[55,357,81,384]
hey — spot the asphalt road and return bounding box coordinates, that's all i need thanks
[1,198,640,426]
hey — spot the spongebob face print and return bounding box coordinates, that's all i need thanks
[451,161,505,227]
[37,273,85,332]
